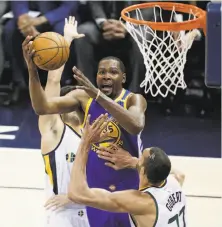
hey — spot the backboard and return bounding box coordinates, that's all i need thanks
[205,1,221,88]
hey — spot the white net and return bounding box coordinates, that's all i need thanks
[121,5,201,97]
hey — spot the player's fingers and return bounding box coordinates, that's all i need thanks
[44,200,51,207]
[75,20,78,29]
[98,146,111,152]
[77,34,85,39]
[27,41,33,52]
[96,116,109,131]
[44,200,57,209]
[98,154,113,161]
[73,74,86,85]
[105,162,118,170]
[18,23,30,31]
[72,66,80,75]
[22,35,33,47]
[100,130,109,140]
[47,203,59,211]
[30,49,36,58]
[44,196,55,206]
[97,150,112,158]
[45,203,55,210]
[72,66,86,79]
[99,121,108,130]
[65,18,68,24]
[113,32,125,39]
[75,85,86,91]
[99,146,116,154]
[103,33,113,40]
[51,201,63,211]
[100,123,109,137]
[110,143,119,151]
[72,16,75,24]
[93,114,108,130]
[92,114,104,129]
[85,114,91,129]
[102,23,114,31]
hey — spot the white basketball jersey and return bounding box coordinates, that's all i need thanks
[143,175,187,227]
[43,124,85,209]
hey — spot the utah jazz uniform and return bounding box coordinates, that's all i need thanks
[43,124,89,227]
[83,89,143,227]
[130,175,187,227]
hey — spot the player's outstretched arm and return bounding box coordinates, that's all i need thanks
[73,66,147,135]
[70,187,152,215]
[22,36,83,115]
[38,64,65,136]
[68,114,151,215]
[39,16,84,134]
[170,168,185,186]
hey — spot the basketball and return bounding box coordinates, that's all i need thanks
[32,32,70,71]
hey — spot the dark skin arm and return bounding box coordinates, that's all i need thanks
[22,36,88,115]
[73,66,147,134]
[97,92,147,134]
[28,65,81,115]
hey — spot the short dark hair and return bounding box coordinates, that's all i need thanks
[144,147,171,184]
[99,56,126,73]
[60,86,75,96]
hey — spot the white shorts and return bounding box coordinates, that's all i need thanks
[45,208,89,227]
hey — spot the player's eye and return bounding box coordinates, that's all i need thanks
[110,70,118,74]
[98,70,105,75]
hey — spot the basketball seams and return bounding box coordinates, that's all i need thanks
[34,46,68,53]
[56,33,64,68]
[34,34,60,68]
[37,48,59,67]
[34,36,58,47]
[32,32,69,70]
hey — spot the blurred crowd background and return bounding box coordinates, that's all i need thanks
[0,1,220,157]
[0,0,220,115]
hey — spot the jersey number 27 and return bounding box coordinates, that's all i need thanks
[168,206,186,227]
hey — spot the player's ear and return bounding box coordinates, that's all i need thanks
[122,73,126,84]
[139,165,145,175]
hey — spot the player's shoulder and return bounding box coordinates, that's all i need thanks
[126,189,155,203]
[137,190,157,213]
[130,92,146,100]
[127,92,147,108]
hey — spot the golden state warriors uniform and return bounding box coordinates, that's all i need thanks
[130,175,187,227]
[43,124,89,227]
[83,89,143,227]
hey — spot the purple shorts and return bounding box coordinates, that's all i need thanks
[86,207,131,227]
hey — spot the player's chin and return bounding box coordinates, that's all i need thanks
[100,88,113,97]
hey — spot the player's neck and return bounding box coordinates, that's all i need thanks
[139,177,149,190]
[139,178,165,190]
[111,88,124,100]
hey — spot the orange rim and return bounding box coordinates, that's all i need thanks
[121,2,206,34]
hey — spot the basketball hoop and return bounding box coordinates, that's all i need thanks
[121,2,206,97]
